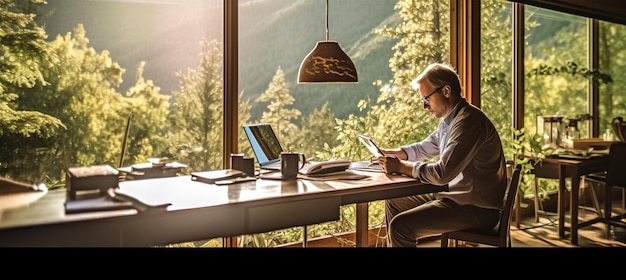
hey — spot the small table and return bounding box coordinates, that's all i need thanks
[521,154,608,245]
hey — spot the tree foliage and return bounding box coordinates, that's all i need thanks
[332,0,449,161]
[297,102,340,160]
[168,39,225,172]
[0,0,64,139]
[122,61,170,166]
[256,66,301,151]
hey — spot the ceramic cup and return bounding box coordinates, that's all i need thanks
[231,153,255,177]
[281,152,305,179]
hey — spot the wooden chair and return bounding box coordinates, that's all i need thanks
[583,141,626,237]
[441,164,522,247]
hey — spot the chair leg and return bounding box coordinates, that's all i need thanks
[513,193,521,228]
[534,176,540,223]
[622,188,626,209]
[587,180,603,218]
[605,184,613,238]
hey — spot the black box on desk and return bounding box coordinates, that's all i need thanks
[66,165,119,200]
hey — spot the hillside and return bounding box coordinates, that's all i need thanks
[41,0,400,122]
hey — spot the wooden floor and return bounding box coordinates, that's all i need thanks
[417,206,626,248]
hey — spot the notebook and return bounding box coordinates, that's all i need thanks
[243,123,351,175]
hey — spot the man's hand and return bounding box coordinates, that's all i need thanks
[377,155,400,174]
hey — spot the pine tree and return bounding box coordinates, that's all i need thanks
[0,0,64,139]
[257,66,301,151]
[168,39,224,172]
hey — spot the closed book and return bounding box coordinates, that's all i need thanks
[191,169,245,184]
[64,196,134,214]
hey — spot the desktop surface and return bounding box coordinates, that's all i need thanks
[0,169,446,246]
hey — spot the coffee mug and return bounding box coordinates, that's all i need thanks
[281,152,305,179]
[231,153,255,177]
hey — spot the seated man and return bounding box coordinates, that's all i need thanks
[377,63,508,247]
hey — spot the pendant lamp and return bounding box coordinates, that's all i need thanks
[297,0,358,84]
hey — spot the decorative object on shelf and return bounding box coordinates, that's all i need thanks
[297,0,357,84]
[537,115,564,148]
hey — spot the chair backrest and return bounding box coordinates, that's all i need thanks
[500,164,523,235]
[607,142,626,187]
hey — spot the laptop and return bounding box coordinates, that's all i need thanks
[243,123,351,174]
[243,123,286,170]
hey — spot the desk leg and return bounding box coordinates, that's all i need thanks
[558,165,566,238]
[302,225,307,248]
[355,202,369,247]
[223,236,237,247]
[570,167,580,245]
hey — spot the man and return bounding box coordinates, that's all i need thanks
[377,63,507,247]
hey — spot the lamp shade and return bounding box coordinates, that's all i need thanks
[297,41,358,84]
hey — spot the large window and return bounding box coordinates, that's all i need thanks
[480,1,626,198]
[6,0,624,247]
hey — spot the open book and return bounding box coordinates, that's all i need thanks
[298,159,351,175]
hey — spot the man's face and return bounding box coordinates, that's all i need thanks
[418,81,446,118]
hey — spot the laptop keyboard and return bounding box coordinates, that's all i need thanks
[262,161,282,170]
[262,161,314,171]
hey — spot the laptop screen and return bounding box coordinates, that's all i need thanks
[243,123,284,167]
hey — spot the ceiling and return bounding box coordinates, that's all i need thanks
[510,0,626,25]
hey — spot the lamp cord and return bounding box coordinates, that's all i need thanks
[325,0,329,41]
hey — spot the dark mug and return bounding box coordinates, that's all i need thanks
[281,152,305,179]
[231,153,255,177]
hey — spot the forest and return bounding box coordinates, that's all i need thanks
[2,0,625,246]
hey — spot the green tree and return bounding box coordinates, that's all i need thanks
[479,0,514,155]
[123,61,170,166]
[167,39,224,172]
[237,90,254,158]
[0,0,66,182]
[333,0,449,160]
[297,102,340,160]
[598,22,626,132]
[257,66,301,151]
[18,24,126,179]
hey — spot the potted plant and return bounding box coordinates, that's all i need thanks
[505,127,559,217]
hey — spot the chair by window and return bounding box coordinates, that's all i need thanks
[441,164,522,247]
[583,141,626,237]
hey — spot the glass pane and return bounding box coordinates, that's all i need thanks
[524,7,589,141]
[238,0,401,162]
[8,0,225,184]
[599,21,626,141]
[237,0,450,247]
[481,0,513,159]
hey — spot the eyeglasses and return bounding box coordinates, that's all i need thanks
[420,85,446,105]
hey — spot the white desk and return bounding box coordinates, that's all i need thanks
[0,170,446,247]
